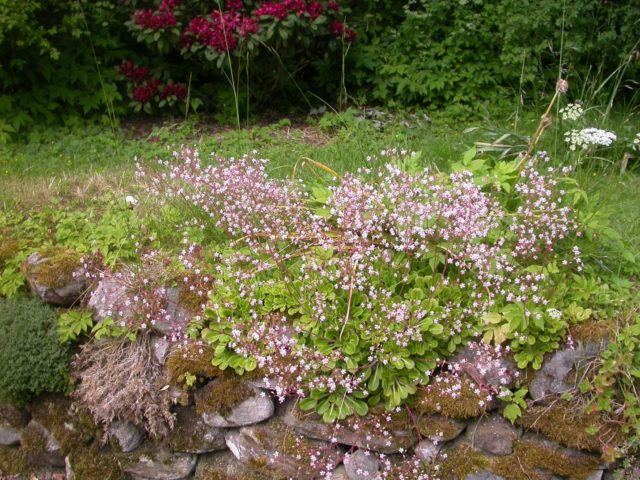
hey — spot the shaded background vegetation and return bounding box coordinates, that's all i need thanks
[1,0,639,140]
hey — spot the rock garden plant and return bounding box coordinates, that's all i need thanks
[1,86,640,479]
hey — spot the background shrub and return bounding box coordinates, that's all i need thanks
[349,0,640,110]
[0,296,71,406]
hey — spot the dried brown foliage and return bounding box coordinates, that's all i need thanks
[72,334,175,438]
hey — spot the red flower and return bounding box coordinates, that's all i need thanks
[159,0,181,10]
[254,2,289,20]
[160,83,187,99]
[330,20,355,42]
[227,0,243,11]
[239,17,260,37]
[132,9,177,29]
[306,2,324,19]
[327,0,340,11]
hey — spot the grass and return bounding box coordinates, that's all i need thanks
[1,106,639,246]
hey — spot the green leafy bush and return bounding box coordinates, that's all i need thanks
[349,0,640,109]
[0,296,72,406]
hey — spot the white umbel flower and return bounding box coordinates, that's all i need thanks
[564,128,616,151]
[559,102,584,121]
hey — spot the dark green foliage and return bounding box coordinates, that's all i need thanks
[349,0,640,109]
[0,0,133,140]
[0,296,71,406]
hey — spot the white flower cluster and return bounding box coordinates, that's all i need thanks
[559,102,584,121]
[633,132,640,151]
[564,128,617,151]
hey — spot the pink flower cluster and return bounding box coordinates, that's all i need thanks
[134,149,581,405]
[133,9,177,29]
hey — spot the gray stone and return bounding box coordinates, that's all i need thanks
[0,425,21,446]
[195,450,271,479]
[586,471,604,480]
[200,382,274,428]
[88,277,128,321]
[152,336,171,365]
[225,417,340,479]
[530,343,605,402]
[23,420,65,467]
[344,449,379,480]
[108,420,145,453]
[465,472,506,480]
[153,287,193,336]
[450,343,517,390]
[168,406,226,454]
[0,405,29,445]
[124,449,197,480]
[331,465,349,480]
[415,439,441,463]
[281,400,418,454]
[24,252,88,306]
[466,415,520,456]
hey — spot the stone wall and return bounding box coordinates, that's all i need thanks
[0,253,621,480]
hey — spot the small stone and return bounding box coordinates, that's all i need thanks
[195,450,271,479]
[152,336,171,365]
[198,381,274,428]
[281,401,417,454]
[415,439,441,462]
[344,449,379,480]
[24,251,88,306]
[466,415,520,456]
[450,343,517,390]
[466,472,506,480]
[225,417,340,479]
[108,421,145,453]
[153,288,193,336]
[0,425,21,446]
[124,449,197,480]
[530,343,605,402]
[331,465,349,480]
[23,420,65,468]
[168,406,226,454]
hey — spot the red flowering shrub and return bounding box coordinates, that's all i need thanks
[119,61,187,113]
[120,0,355,114]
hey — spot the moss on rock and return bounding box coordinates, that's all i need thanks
[68,445,130,480]
[195,377,255,416]
[0,445,29,476]
[438,437,602,480]
[519,401,624,452]
[166,342,222,387]
[27,247,81,289]
[414,374,488,419]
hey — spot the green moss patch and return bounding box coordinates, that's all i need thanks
[195,377,255,416]
[28,247,80,289]
[414,374,487,419]
[519,401,624,452]
[166,342,222,387]
[438,438,602,480]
